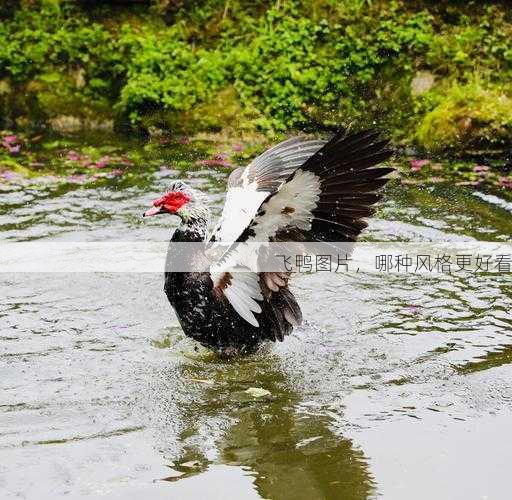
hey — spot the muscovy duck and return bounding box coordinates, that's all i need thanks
[143,129,393,355]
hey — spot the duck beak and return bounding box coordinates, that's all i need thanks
[143,206,163,217]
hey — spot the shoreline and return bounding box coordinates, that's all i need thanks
[1,128,511,201]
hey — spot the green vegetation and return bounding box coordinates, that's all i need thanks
[416,81,512,152]
[1,1,512,153]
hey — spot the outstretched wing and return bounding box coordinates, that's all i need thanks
[239,129,393,244]
[208,137,326,243]
[211,129,393,327]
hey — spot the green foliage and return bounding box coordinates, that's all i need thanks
[0,0,512,150]
[116,24,228,123]
[416,81,512,151]
[425,6,512,81]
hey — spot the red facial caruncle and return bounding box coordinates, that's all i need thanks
[143,191,191,217]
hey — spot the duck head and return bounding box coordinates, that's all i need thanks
[143,181,210,223]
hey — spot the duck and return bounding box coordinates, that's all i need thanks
[143,129,393,355]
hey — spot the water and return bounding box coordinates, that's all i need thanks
[1,137,512,499]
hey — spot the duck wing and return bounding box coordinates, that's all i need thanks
[208,137,326,244]
[210,129,393,328]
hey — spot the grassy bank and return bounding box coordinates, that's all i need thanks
[1,1,512,155]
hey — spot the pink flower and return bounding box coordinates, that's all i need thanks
[410,159,430,171]
[120,157,133,166]
[197,152,232,168]
[108,169,124,177]
[178,136,190,145]
[67,150,80,161]
[473,165,490,174]
[1,134,21,154]
[3,135,18,145]
[6,144,20,155]
[232,143,244,152]
[94,156,110,168]
[498,176,512,189]
[67,174,87,184]
[213,152,228,161]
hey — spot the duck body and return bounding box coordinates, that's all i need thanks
[164,227,295,355]
[144,129,393,355]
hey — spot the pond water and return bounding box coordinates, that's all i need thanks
[1,136,512,499]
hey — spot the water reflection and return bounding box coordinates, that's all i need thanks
[155,348,374,499]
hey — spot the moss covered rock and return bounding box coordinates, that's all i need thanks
[416,82,512,153]
[139,87,256,135]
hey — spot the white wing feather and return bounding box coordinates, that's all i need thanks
[211,265,262,326]
[208,184,268,243]
[210,138,326,327]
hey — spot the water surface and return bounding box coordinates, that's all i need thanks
[1,137,512,499]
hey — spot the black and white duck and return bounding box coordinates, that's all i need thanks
[143,129,393,355]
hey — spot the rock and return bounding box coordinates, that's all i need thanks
[411,71,435,96]
[49,115,82,133]
[84,118,114,132]
[415,83,512,152]
[73,68,86,89]
[48,115,114,133]
[0,79,10,95]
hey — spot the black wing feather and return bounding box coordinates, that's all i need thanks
[272,128,393,244]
